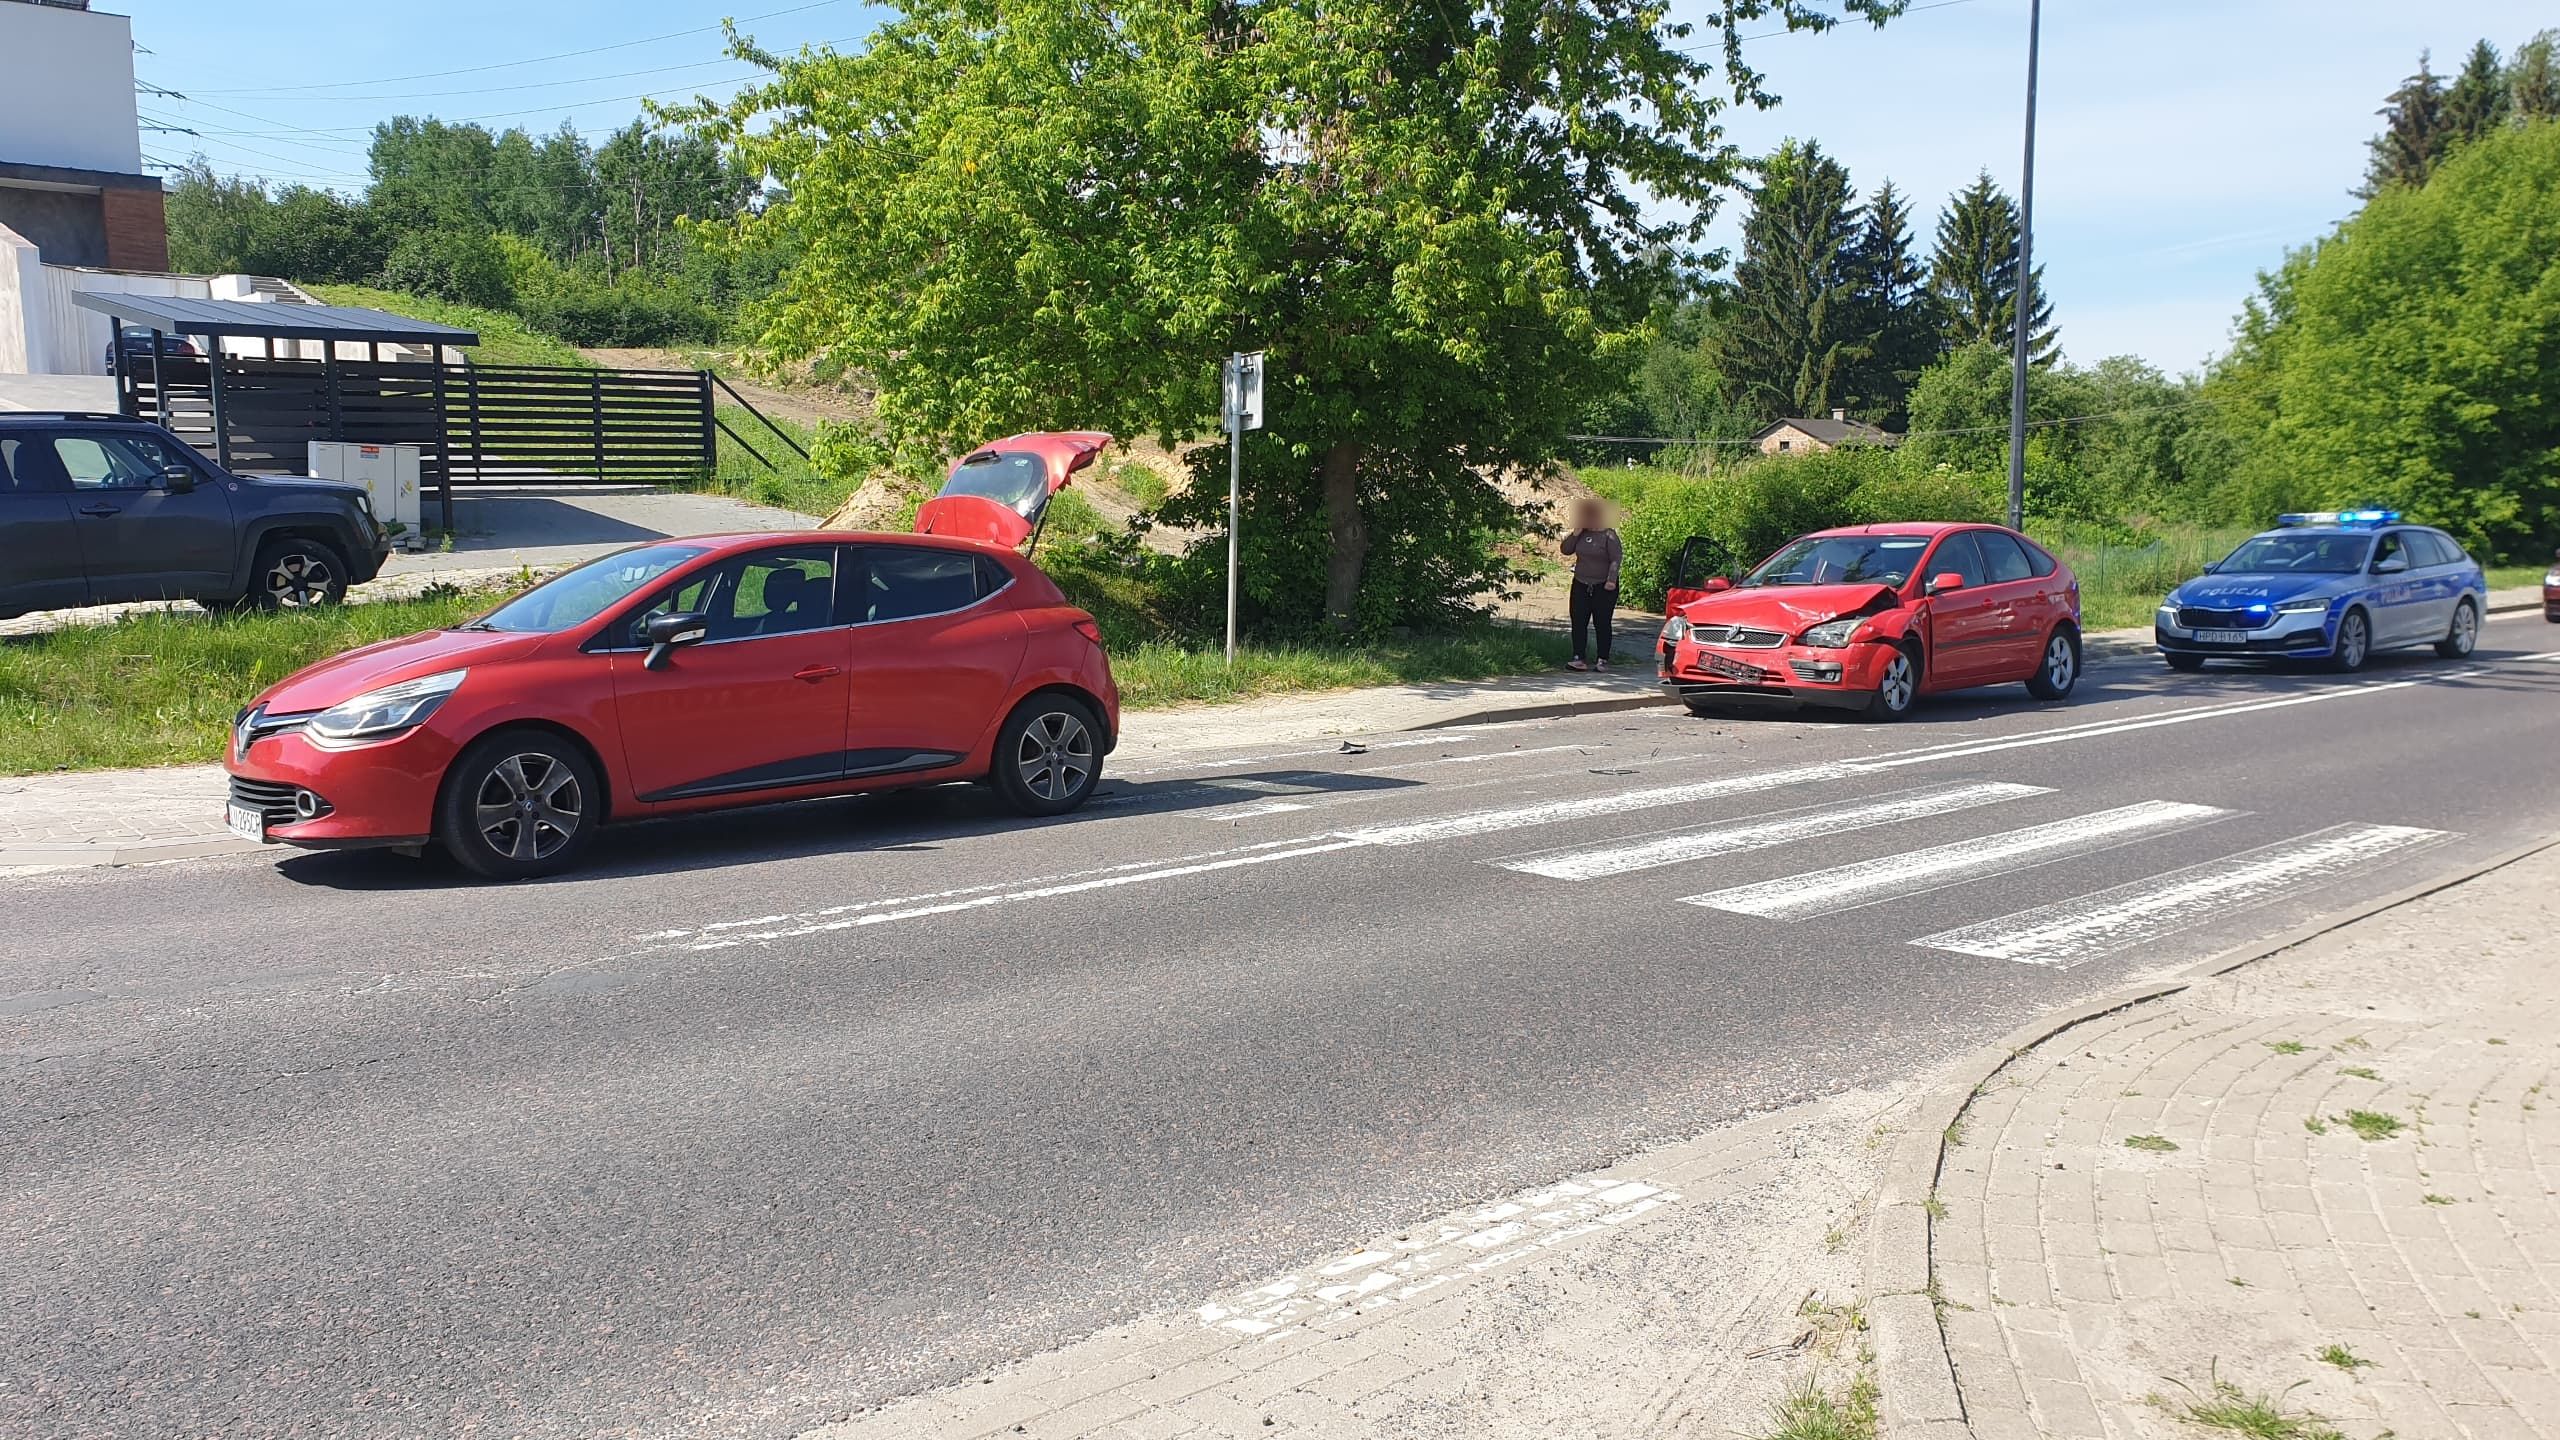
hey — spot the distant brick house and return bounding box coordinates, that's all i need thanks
[1752,409,1901,456]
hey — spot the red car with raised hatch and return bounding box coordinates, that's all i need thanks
[1656,522,2081,720]
[224,434,1122,879]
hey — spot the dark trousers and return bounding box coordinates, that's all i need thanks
[1569,580,1616,662]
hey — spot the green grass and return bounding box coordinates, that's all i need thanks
[2025,520,2260,631]
[303,284,591,368]
[0,588,505,774]
[681,406,847,518]
[2266,1039,2309,1055]
[2339,1066,2380,1081]
[2152,1378,2344,1440]
[2337,1110,2405,1142]
[2313,1343,2375,1374]
[2124,1134,2181,1152]
[1755,1376,1879,1440]
[0,578,1579,775]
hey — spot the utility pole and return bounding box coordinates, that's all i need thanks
[1222,351,1264,666]
[2005,0,2042,532]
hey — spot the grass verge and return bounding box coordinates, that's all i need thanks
[680,406,847,518]
[1,588,1579,776]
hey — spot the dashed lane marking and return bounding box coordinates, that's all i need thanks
[1495,781,2049,881]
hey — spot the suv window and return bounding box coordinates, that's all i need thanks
[1925,531,1987,588]
[49,430,191,490]
[849,545,991,624]
[2370,531,2411,572]
[1972,530,2037,585]
[626,546,841,646]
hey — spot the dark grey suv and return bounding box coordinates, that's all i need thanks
[0,412,390,620]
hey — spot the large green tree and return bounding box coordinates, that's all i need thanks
[2441,39,2512,148]
[2231,119,2560,556]
[696,0,1904,632]
[1846,178,1935,427]
[1717,139,1869,424]
[2361,52,2448,195]
[2516,30,2560,122]
[1929,171,2054,362]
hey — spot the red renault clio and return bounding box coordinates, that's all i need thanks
[1656,522,2081,720]
[226,440,1122,879]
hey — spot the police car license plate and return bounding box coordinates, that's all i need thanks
[225,803,266,844]
[2194,628,2249,645]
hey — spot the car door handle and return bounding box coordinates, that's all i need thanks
[77,503,121,518]
[792,664,843,682]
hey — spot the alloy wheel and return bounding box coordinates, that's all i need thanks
[2044,635,2075,691]
[2338,613,2369,669]
[472,753,584,862]
[1880,652,1915,712]
[1013,709,1093,803]
[264,551,338,608]
[2449,604,2478,655]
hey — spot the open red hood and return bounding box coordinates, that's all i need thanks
[1676,582,1901,631]
[912,430,1114,548]
[251,627,547,715]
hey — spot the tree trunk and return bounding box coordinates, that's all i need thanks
[1320,441,1366,631]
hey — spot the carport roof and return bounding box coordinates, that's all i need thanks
[71,292,478,346]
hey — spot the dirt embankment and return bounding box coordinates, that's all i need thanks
[578,348,873,430]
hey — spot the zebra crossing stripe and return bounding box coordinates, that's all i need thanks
[1681,800,2234,920]
[1494,782,2051,881]
[1337,762,1857,847]
[1912,822,2451,967]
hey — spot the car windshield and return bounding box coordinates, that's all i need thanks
[2216,533,2370,575]
[939,452,1050,515]
[464,543,707,633]
[1741,535,1932,588]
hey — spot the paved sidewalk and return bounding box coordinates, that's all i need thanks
[1924,844,2560,1440]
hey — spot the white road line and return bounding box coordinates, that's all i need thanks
[1856,680,2431,769]
[1912,822,2451,967]
[685,839,1368,946]
[1496,782,2050,881]
[1683,800,2235,921]
[1337,762,1858,847]
[1113,732,1489,778]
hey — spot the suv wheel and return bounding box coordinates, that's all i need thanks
[436,730,601,880]
[991,695,1101,817]
[2434,599,2479,659]
[2329,608,2372,673]
[249,536,349,610]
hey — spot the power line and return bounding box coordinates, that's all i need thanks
[183,0,844,95]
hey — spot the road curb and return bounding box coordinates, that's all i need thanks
[1867,829,2560,1439]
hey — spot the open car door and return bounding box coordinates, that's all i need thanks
[1663,535,1735,612]
[912,431,1114,549]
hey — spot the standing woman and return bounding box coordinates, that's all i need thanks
[1560,498,1622,671]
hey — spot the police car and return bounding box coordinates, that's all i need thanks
[2155,511,2486,672]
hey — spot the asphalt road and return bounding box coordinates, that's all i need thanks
[7,616,2559,1439]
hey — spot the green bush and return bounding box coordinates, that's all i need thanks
[377,228,513,310]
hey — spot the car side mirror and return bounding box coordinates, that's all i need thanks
[1701,576,1734,593]
[2373,557,2408,575]
[2198,561,2218,574]
[159,465,196,494]
[641,610,709,670]
[1927,573,1967,596]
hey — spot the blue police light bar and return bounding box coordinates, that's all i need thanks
[2275,509,2401,528]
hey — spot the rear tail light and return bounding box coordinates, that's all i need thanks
[1072,617,1104,645]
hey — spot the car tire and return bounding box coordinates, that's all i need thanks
[2163,652,2205,672]
[1862,644,1921,722]
[2024,627,2080,701]
[991,694,1102,817]
[2434,599,2479,658]
[435,729,602,880]
[247,536,350,610]
[2329,608,2372,673]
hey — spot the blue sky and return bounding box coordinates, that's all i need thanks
[121,0,2553,375]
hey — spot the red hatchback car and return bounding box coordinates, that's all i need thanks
[1656,522,2081,720]
[224,531,1120,878]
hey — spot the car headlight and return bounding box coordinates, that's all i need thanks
[1799,616,1864,648]
[2545,569,2560,587]
[305,668,466,743]
[1663,616,1689,642]
[2274,600,2331,616]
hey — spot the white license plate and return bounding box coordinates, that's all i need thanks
[225,803,267,844]
[2194,629,2250,645]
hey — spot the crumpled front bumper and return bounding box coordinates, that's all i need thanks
[1657,634,1893,710]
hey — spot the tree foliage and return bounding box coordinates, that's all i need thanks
[1846,179,1936,428]
[695,0,1907,632]
[1929,171,2054,363]
[2223,119,2560,557]
[1718,140,1869,423]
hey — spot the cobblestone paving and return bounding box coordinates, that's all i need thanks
[1933,848,2560,1440]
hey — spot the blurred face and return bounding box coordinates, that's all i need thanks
[1574,500,1604,530]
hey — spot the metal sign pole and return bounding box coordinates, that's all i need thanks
[2005,0,2042,532]
[1222,350,1264,667]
